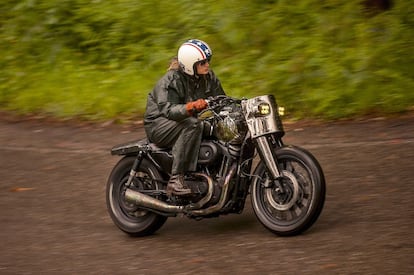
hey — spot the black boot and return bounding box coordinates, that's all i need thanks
[167,174,191,196]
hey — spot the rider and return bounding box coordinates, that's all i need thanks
[144,39,226,196]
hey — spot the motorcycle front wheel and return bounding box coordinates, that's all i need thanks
[106,156,167,237]
[251,145,326,236]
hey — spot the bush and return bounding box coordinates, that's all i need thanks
[1,0,413,121]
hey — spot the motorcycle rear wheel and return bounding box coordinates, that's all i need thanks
[251,145,325,236]
[106,156,167,236]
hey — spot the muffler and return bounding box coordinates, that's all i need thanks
[124,189,184,213]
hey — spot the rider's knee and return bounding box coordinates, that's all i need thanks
[183,117,203,133]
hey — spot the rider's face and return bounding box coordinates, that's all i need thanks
[196,59,210,75]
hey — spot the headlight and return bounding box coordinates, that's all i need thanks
[278,106,285,116]
[215,116,239,142]
[256,102,271,116]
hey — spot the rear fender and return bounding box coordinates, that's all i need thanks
[111,139,149,156]
[111,139,173,175]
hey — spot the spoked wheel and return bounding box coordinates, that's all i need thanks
[251,146,326,236]
[106,156,167,236]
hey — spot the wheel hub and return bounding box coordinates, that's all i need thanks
[265,170,299,211]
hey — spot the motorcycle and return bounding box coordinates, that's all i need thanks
[106,95,325,236]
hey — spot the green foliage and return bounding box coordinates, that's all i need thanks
[1,0,413,120]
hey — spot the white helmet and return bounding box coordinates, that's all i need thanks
[178,39,212,76]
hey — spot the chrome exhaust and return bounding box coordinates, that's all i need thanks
[124,173,214,214]
[125,189,184,213]
[190,162,237,216]
[124,168,236,216]
[185,173,214,210]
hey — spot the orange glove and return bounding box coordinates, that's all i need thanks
[186,99,208,115]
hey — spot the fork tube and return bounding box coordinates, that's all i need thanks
[255,135,281,179]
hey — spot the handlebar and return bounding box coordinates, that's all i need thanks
[198,95,241,121]
[206,95,241,109]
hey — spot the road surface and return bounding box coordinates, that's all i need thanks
[0,115,413,274]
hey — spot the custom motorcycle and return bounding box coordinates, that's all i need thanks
[106,95,325,236]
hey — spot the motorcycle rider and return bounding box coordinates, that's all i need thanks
[144,39,226,196]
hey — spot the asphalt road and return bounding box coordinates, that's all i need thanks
[0,115,413,274]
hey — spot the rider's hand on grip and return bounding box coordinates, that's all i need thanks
[186,99,208,115]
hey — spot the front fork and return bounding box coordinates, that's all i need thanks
[254,135,285,192]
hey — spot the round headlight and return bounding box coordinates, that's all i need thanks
[215,117,239,142]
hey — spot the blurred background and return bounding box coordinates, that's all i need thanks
[1,0,413,121]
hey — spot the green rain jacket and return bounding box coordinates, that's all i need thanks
[144,69,225,124]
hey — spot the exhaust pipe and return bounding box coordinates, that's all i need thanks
[190,162,237,216]
[125,189,184,213]
[125,165,237,216]
[124,173,214,214]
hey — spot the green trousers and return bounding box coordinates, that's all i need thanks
[144,116,203,175]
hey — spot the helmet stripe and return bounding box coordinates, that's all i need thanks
[184,42,207,60]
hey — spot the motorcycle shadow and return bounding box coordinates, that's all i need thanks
[160,211,260,237]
